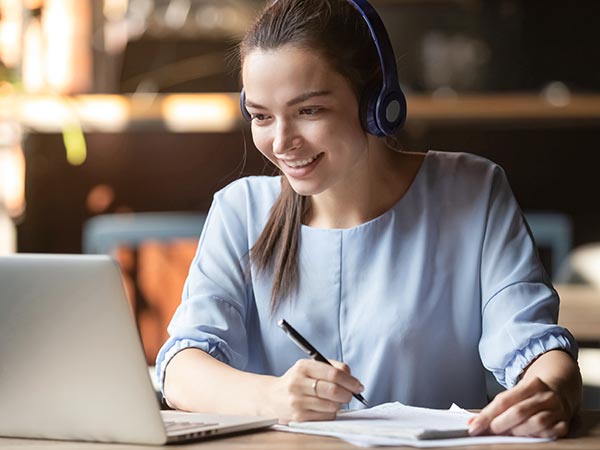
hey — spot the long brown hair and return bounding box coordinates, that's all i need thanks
[240,0,382,312]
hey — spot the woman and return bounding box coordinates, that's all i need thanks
[157,0,581,438]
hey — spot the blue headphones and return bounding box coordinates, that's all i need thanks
[239,0,407,137]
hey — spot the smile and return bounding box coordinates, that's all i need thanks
[281,153,324,169]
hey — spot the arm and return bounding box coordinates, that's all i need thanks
[157,184,362,423]
[469,349,582,438]
[474,164,581,437]
[164,347,364,423]
[164,348,271,416]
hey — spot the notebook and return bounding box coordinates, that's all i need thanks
[277,402,550,447]
[0,254,277,445]
[285,402,470,441]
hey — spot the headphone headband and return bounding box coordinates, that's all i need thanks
[240,0,406,136]
[347,0,397,98]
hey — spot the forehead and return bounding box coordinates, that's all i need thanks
[242,46,348,102]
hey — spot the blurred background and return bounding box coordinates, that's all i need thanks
[0,0,599,404]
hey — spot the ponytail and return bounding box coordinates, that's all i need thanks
[250,177,308,312]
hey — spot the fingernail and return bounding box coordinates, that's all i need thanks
[467,417,475,426]
[358,384,365,392]
[468,419,485,436]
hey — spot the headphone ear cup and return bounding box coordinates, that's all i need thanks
[359,82,384,137]
[240,88,252,122]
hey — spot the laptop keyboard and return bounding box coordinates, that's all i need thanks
[164,420,219,433]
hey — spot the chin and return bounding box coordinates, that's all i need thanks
[285,178,324,197]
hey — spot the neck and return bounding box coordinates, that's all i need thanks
[306,140,422,229]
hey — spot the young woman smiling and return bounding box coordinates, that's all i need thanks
[157,0,581,438]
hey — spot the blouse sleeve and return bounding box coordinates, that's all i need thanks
[478,165,578,389]
[155,188,252,394]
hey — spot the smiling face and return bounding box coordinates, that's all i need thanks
[242,45,370,197]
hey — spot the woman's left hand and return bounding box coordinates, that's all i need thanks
[468,376,571,439]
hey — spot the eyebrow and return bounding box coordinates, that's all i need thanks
[245,90,332,110]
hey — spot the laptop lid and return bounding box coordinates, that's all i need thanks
[0,254,276,445]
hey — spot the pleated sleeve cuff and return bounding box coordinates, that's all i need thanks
[498,330,578,389]
[155,337,233,397]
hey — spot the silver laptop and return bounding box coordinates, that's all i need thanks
[0,254,277,445]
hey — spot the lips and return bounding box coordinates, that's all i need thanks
[277,152,324,180]
[280,152,324,169]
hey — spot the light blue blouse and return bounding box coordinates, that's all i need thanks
[156,151,577,409]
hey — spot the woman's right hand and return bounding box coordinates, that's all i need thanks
[267,359,365,424]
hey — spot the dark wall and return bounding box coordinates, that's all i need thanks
[18,131,271,253]
[379,0,600,93]
[114,1,600,95]
[18,121,600,257]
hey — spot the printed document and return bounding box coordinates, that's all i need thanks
[274,402,551,447]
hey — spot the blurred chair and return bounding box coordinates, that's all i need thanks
[524,212,573,279]
[83,212,206,365]
[555,243,600,287]
[83,212,205,254]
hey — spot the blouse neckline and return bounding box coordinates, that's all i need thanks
[301,150,432,233]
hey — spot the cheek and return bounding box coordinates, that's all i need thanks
[319,108,365,144]
[251,127,269,154]
[251,128,278,163]
[320,119,367,155]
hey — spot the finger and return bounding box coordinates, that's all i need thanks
[509,410,559,437]
[312,379,354,404]
[470,377,548,436]
[488,390,557,435]
[300,360,363,394]
[547,421,569,439]
[285,409,337,424]
[291,385,342,415]
[301,395,343,414]
[514,416,569,440]
[330,360,351,374]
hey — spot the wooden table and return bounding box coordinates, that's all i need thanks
[0,411,598,450]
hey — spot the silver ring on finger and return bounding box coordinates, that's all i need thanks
[312,379,319,397]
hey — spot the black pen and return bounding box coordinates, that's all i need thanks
[278,318,369,407]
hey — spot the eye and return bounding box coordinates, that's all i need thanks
[250,113,271,123]
[300,107,322,116]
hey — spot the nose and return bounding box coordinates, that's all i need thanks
[272,120,302,156]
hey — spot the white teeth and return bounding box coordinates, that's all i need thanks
[285,154,320,168]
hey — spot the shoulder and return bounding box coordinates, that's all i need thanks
[425,150,504,177]
[215,175,281,205]
[413,151,514,223]
[422,150,508,193]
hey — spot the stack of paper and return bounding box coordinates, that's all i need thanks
[275,402,551,447]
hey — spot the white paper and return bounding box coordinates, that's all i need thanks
[274,402,551,447]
